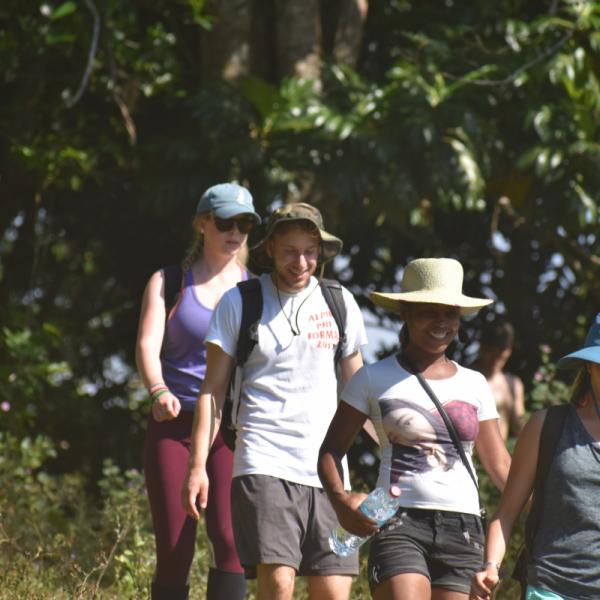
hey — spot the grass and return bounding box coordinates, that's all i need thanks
[0,433,522,599]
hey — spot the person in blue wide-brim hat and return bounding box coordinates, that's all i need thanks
[556,312,600,369]
[471,311,600,600]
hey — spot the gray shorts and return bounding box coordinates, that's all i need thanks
[231,474,359,578]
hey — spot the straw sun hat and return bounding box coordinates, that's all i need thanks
[370,258,493,315]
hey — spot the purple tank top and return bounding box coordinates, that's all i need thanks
[161,267,246,412]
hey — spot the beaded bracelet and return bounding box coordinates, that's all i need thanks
[148,382,166,393]
[148,384,167,398]
[151,388,169,401]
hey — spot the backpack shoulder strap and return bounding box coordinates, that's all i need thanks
[319,278,347,366]
[220,277,262,449]
[524,404,570,545]
[162,264,183,316]
[236,278,263,366]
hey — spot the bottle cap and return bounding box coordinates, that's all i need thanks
[388,485,401,497]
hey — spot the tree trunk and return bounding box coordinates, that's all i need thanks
[204,0,253,82]
[332,0,368,68]
[275,0,322,82]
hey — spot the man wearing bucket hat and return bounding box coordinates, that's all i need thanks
[472,313,600,600]
[319,257,511,600]
[182,202,368,599]
[137,182,261,600]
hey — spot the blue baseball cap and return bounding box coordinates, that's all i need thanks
[196,183,261,223]
[557,312,600,369]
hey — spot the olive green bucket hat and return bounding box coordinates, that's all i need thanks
[252,202,343,268]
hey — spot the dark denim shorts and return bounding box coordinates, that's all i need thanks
[368,507,484,594]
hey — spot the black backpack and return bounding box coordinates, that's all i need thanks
[511,403,570,599]
[162,267,348,450]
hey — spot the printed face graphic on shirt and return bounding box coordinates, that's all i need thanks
[379,398,479,480]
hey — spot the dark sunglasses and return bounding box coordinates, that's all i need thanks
[213,216,255,234]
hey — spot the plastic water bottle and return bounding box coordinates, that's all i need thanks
[329,485,402,556]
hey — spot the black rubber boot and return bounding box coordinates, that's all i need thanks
[206,568,246,600]
[151,581,190,600]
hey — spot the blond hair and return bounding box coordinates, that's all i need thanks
[181,213,248,271]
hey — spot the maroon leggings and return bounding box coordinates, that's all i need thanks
[144,411,243,586]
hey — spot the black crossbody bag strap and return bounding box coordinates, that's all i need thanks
[399,354,484,517]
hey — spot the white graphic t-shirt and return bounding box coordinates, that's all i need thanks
[342,355,498,515]
[206,274,368,488]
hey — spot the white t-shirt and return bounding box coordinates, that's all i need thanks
[206,274,368,488]
[342,355,498,515]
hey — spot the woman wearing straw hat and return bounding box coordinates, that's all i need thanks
[471,313,600,600]
[318,257,511,600]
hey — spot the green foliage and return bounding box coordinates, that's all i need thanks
[1,2,600,594]
[529,344,572,411]
[0,434,148,598]
[3,0,599,479]
[0,324,73,435]
[0,433,83,597]
[0,431,531,599]
[0,434,216,599]
[0,433,368,598]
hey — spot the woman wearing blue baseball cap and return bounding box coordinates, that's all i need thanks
[136,183,261,600]
[471,313,600,600]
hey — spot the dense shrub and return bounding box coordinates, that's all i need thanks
[1,434,161,599]
[0,433,510,599]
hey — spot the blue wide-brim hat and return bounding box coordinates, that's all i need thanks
[557,312,600,369]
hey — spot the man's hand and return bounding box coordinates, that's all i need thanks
[181,466,209,521]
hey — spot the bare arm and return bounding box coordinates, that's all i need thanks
[135,270,180,421]
[339,350,379,444]
[339,350,363,388]
[318,402,380,537]
[471,411,544,599]
[475,419,511,492]
[181,343,234,520]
